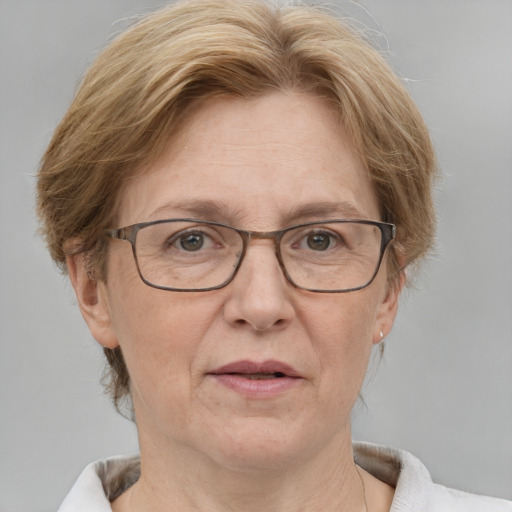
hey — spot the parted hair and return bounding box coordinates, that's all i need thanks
[37,0,437,414]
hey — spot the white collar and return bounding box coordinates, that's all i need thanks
[57,442,511,512]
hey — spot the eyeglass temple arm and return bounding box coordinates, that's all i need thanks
[104,228,128,241]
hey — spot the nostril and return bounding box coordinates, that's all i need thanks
[231,316,289,332]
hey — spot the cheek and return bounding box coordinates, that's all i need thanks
[302,290,377,350]
[110,288,217,369]
[107,288,223,433]
[301,293,378,395]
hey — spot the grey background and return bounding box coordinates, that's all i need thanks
[0,1,510,510]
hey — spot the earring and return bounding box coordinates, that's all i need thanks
[379,330,384,340]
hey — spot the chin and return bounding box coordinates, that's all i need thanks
[200,416,336,473]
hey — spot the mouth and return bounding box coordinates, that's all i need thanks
[231,372,287,380]
[209,360,301,379]
[208,360,302,397]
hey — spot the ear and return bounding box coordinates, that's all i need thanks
[372,271,405,345]
[66,253,119,349]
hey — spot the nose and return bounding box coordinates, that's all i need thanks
[222,241,295,332]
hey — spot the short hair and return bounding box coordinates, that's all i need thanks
[37,0,437,414]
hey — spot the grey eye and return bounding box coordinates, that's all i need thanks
[179,233,205,251]
[306,233,331,251]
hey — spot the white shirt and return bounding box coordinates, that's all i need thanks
[58,442,512,511]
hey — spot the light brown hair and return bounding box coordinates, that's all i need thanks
[37,0,437,414]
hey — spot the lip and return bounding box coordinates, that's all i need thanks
[210,360,302,377]
[208,360,303,398]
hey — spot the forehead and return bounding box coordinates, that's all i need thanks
[118,92,380,228]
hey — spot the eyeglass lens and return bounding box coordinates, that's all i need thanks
[132,220,385,292]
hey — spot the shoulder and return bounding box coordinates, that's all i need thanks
[354,441,512,512]
[58,447,511,511]
[428,484,512,512]
[57,455,140,512]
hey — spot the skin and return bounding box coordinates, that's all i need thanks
[68,92,402,512]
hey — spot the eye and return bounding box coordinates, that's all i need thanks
[168,230,218,252]
[178,232,206,251]
[295,230,340,252]
[306,232,333,251]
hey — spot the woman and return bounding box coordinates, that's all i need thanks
[36,0,511,510]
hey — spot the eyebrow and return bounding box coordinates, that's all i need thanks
[147,199,368,226]
[279,202,367,223]
[148,199,244,223]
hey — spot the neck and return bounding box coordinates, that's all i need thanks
[114,429,367,512]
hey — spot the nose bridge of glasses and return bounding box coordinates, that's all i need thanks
[243,228,284,255]
[237,229,286,273]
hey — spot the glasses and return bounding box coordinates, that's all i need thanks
[104,218,395,293]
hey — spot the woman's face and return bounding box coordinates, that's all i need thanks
[75,92,401,471]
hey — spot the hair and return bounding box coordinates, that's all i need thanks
[37,0,437,415]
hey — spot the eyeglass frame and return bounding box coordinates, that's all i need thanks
[103,218,396,293]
